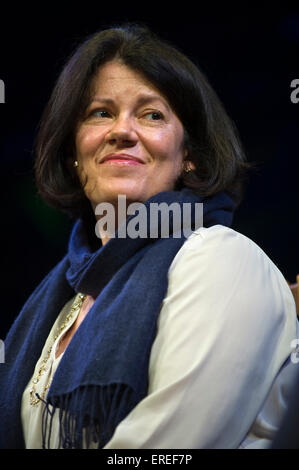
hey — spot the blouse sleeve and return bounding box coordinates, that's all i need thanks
[103,225,297,449]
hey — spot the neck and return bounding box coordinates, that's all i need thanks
[92,195,138,246]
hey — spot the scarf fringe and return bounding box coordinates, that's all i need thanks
[41,383,134,449]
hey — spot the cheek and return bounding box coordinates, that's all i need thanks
[75,130,102,191]
[146,128,181,159]
[76,127,105,158]
[150,128,184,171]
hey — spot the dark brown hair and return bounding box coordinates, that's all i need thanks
[34,23,250,219]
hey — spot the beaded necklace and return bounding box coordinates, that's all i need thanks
[29,293,86,406]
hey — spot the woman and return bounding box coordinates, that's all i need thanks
[0,24,297,449]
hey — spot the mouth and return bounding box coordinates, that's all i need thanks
[99,153,145,166]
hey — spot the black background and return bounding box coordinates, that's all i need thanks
[0,4,298,338]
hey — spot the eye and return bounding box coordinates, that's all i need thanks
[90,109,111,118]
[143,111,163,121]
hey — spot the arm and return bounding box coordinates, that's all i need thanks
[288,274,299,317]
[104,226,297,449]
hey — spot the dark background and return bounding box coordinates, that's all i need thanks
[0,5,298,338]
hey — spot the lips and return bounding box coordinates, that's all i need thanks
[100,153,145,165]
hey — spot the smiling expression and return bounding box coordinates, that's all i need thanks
[75,61,189,210]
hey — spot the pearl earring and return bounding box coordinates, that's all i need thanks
[184,162,192,173]
[74,161,78,168]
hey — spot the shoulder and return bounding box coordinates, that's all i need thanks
[171,225,275,269]
[167,224,296,326]
[183,224,266,254]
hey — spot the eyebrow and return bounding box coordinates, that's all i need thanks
[89,94,171,112]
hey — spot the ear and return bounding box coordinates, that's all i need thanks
[183,149,195,171]
[185,160,196,171]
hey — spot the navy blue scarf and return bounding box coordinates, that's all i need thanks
[0,188,234,448]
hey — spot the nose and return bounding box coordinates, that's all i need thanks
[105,113,138,147]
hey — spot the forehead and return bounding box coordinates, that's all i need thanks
[90,61,165,100]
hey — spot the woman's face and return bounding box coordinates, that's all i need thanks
[75,61,189,210]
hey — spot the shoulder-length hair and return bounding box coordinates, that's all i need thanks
[34,23,250,219]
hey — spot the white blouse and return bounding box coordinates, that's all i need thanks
[21,225,299,448]
[21,296,76,449]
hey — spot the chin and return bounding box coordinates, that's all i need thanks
[91,191,140,207]
[94,185,151,205]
